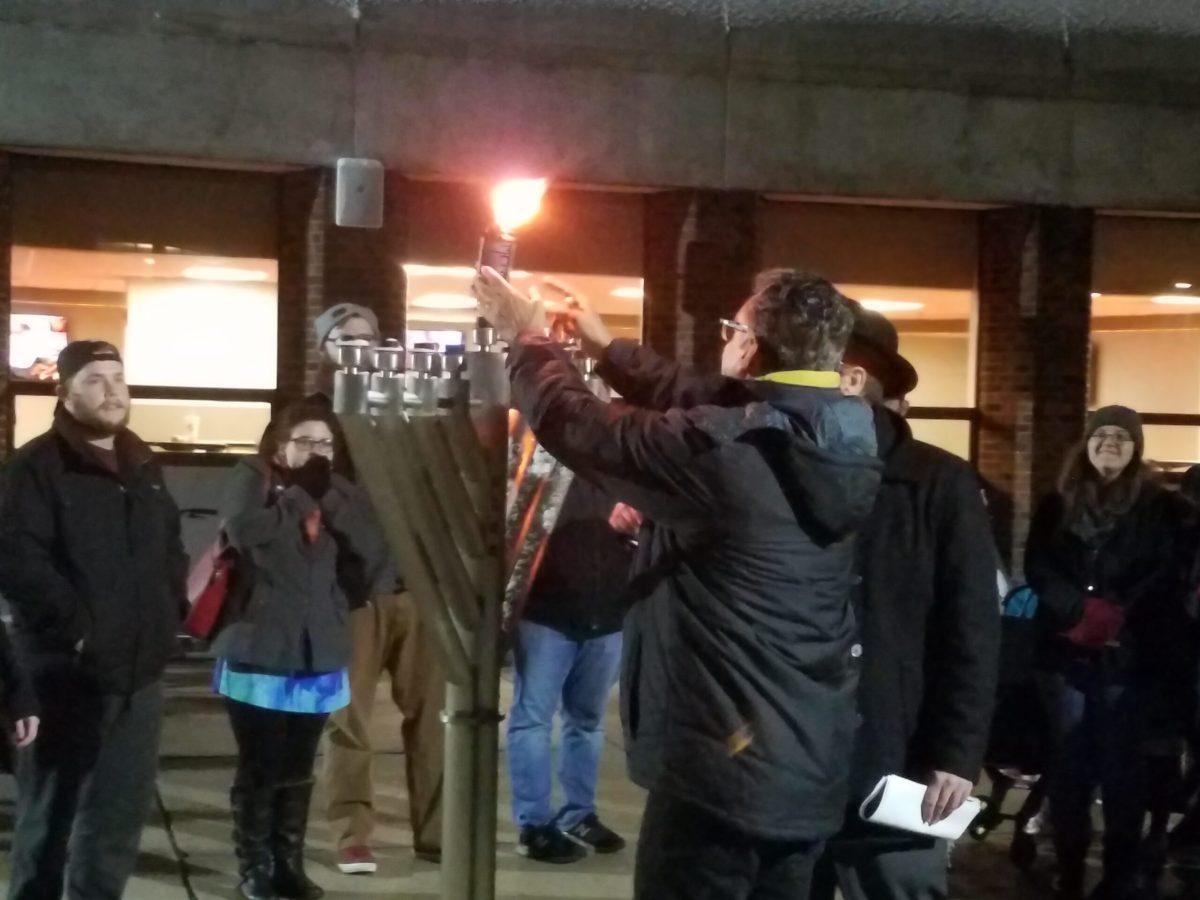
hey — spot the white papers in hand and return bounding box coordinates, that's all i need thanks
[858,775,981,841]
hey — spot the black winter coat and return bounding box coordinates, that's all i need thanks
[848,409,1001,805]
[510,336,883,841]
[1025,482,1197,697]
[0,620,36,721]
[522,478,633,640]
[0,408,189,695]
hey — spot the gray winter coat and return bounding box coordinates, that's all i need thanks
[211,457,389,673]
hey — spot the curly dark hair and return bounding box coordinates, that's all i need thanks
[748,270,854,372]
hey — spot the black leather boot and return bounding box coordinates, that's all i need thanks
[231,785,277,900]
[272,779,325,900]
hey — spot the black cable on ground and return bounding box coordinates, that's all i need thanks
[155,786,200,900]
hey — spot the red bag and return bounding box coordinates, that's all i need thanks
[183,467,271,640]
[183,540,240,640]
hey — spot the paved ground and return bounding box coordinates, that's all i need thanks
[1,654,1196,898]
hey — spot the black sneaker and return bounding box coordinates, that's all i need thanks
[562,814,626,854]
[516,825,587,864]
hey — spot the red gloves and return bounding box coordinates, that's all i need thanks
[1062,597,1125,648]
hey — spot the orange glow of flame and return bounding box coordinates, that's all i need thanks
[490,178,548,234]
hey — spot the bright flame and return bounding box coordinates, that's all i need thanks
[491,179,547,233]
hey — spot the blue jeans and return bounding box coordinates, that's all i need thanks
[507,620,623,830]
[1041,667,1146,887]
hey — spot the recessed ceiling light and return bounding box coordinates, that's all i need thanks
[182,265,268,282]
[859,299,924,313]
[1152,294,1200,306]
[411,293,477,310]
[403,263,478,278]
[1091,292,1102,299]
[610,285,644,300]
[1176,282,1193,290]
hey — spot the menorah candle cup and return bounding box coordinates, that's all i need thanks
[333,339,372,414]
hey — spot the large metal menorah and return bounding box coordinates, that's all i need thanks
[333,329,574,900]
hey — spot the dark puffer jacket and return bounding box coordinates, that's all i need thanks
[510,336,883,841]
[211,457,389,674]
[0,407,189,695]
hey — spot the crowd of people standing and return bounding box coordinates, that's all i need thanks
[0,269,1197,900]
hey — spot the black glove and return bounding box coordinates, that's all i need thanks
[288,455,332,501]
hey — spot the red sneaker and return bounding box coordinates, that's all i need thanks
[336,845,377,875]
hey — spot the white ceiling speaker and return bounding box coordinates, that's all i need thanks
[334,158,384,229]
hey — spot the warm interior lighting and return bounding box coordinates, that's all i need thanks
[491,178,548,233]
[182,265,269,282]
[1152,294,1200,306]
[403,263,479,278]
[411,292,478,310]
[859,298,924,313]
[1176,282,1193,290]
[610,285,644,299]
[143,257,156,266]
[1091,292,1102,299]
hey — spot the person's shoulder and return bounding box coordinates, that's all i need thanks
[4,430,64,475]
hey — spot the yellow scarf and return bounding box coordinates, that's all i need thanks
[758,370,841,388]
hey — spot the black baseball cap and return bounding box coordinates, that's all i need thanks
[57,341,122,384]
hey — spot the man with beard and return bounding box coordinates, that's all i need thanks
[0,341,189,899]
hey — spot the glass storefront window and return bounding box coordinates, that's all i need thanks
[907,418,972,461]
[9,246,278,389]
[404,264,644,346]
[1091,214,1200,465]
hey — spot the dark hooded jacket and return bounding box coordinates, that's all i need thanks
[509,336,883,841]
[0,406,189,695]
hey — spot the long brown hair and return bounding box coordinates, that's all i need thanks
[1056,438,1150,533]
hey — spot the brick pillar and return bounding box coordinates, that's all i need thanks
[277,169,326,404]
[277,169,409,403]
[976,207,1094,573]
[643,190,759,371]
[0,152,12,456]
[323,171,410,343]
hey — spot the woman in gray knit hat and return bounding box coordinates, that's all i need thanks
[1025,405,1197,900]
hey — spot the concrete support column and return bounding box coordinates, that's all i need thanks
[976,206,1094,573]
[643,190,759,371]
[277,168,409,402]
[0,152,12,455]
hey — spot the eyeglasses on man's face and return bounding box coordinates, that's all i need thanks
[719,318,751,344]
[289,437,335,453]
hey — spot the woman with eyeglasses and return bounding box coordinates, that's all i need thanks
[212,399,387,900]
[1025,405,1196,900]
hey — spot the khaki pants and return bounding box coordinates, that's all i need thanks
[324,592,445,852]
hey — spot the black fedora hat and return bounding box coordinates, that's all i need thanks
[844,301,918,399]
